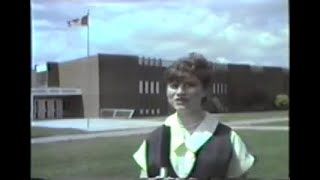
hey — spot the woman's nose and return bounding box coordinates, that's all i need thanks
[176,85,185,94]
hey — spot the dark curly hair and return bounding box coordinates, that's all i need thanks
[164,53,214,89]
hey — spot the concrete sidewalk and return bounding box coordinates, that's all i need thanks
[31,118,289,144]
[224,117,288,126]
[31,127,154,144]
[31,118,163,132]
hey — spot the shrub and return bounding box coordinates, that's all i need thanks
[274,94,289,109]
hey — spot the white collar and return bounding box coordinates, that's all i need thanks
[164,112,221,153]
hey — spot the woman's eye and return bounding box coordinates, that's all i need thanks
[169,83,179,88]
[185,82,196,87]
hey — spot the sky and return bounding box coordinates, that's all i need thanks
[31,0,289,69]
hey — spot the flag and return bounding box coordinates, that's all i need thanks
[67,14,88,27]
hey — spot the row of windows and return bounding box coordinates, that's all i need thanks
[139,80,160,94]
[139,81,226,95]
[213,83,228,95]
[139,108,160,115]
[138,57,162,67]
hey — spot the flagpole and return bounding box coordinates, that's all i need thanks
[87,9,90,129]
[87,10,90,58]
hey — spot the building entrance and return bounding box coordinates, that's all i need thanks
[34,98,63,120]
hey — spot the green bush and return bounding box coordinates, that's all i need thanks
[274,94,289,109]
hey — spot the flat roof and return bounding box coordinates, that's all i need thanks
[31,87,82,96]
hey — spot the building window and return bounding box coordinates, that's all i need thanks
[140,109,144,115]
[145,81,149,94]
[138,57,143,65]
[221,83,224,94]
[150,81,154,94]
[140,57,145,66]
[151,109,155,115]
[156,108,160,115]
[213,83,216,94]
[145,109,149,115]
[139,80,143,94]
[156,81,160,94]
[225,84,228,94]
[158,59,162,67]
[217,83,220,95]
[150,58,153,66]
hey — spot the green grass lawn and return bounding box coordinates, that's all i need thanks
[221,110,288,122]
[133,110,288,122]
[253,120,289,126]
[31,130,289,179]
[31,127,89,138]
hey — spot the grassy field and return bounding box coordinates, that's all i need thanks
[31,110,288,138]
[254,120,289,126]
[31,127,89,138]
[31,130,289,179]
[133,110,288,122]
[221,110,288,122]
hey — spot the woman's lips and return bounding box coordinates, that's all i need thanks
[175,97,188,103]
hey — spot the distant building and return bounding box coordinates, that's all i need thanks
[31,53,289,120]
[31,54,167,120]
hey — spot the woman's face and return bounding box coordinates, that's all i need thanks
[166,74,206,112]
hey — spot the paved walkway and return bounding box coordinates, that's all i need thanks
[224,117,288,125]
[31,118,163,132]
[32,118,288,144]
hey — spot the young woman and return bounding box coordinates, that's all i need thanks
[133,53,255,179]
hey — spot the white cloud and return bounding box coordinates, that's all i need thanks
[216,57,231,64]
[218,23,244,42]
[31,0,289,68]
[280,24,289,37]
[257,32,281,47]
[32,19,55,28]
[31,2,46,11]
